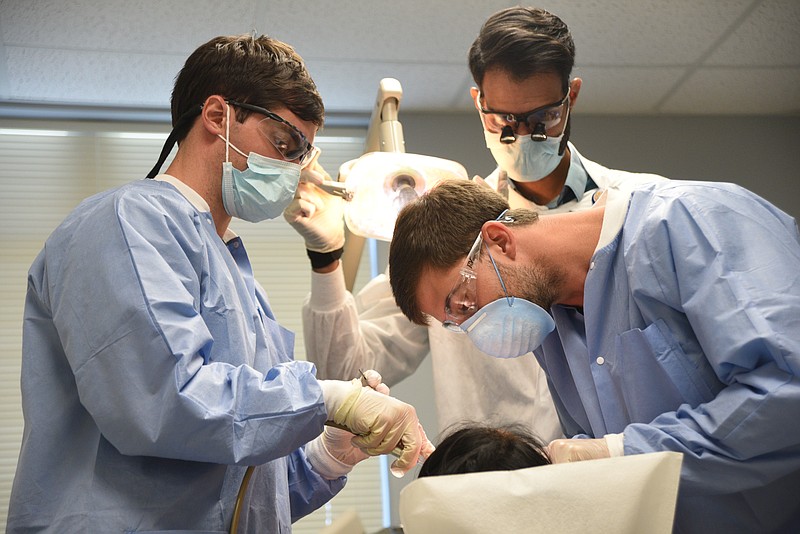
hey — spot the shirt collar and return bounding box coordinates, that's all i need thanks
[546,142,590,208]
[152,174,238,242]
[153,174,209,211]
[594,186,632,253]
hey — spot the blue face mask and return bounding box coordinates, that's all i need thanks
[460,296,555,358]
[483,108,570,183]
[219,104,301,223]
[220,150,300,222]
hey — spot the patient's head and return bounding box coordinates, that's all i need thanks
[418,424,551,478]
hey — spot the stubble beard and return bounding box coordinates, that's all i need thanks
[497,261,563,310]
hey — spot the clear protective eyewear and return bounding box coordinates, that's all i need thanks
[478,88,570,142]
[443,210,515,331]
[226,99,316,166]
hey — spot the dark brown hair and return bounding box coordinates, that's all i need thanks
[389,179,537,325]
[170,34,324,143]
[468,6,575,92]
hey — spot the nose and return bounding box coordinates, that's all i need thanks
[511,121,534,137]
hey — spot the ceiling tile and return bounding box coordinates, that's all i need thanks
[260,0,505,63]
[0,0,257,53]
[306,60,471,112]
[570,66,688,114]
[552,0,753,65]
[5,47,179,106]
[705,0,800,66]
[661,68,800,114]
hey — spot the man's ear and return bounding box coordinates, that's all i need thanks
[568,77,582,109]
[482,220,516,260]
[470,87,480,111]
[201,95,228,137]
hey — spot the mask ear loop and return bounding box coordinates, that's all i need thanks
[483,243,515,308]
[558,104,571,156]
[217,102,250,160]
[225,103,231,163]
[484,208,515,307]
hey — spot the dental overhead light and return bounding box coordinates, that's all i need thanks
[340,151,468,241]
[337,78,468,290]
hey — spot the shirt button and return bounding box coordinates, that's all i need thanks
[596,356,605,365]
[233,241,240,248]
[590,261,596,270]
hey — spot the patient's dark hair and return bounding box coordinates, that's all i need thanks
[418,424,550,478]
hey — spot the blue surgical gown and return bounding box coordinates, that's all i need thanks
[7,179,344,533]
[536,181,800,533]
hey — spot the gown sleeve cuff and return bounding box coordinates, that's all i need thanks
[309,262,349,311]
[604,433,625,457]
[305,433,352,480]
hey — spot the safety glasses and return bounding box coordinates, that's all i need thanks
[477,89,570,141]
[442,210,514,331]
[226,99,316,165]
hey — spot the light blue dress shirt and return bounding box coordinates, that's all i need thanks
[503,142,598,208]
[7,178,343,533]
[537,180,800,532]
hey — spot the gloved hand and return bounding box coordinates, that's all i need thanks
[307,380,435,481]
[306,426,370,480]
[547,438,610,463]
[283,149,345,253]
[307,369,389,481]
[359,368,391,395]
[358,368,435,472]
[319,378,435,477]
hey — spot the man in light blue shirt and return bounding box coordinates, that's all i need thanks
[8,34,433,533]
[388,178,800,532]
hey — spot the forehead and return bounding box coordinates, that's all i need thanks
[481,70,564,114]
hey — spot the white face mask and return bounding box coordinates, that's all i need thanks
[218,104,300,222]
[483,108,571,183]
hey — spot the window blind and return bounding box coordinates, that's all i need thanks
[0,121,382,533]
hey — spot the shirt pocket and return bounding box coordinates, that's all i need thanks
[614,319,718,423]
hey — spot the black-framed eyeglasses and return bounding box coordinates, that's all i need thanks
[226,99,316,165]
[477,89,570,142]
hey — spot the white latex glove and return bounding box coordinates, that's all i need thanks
[319,378,435,477]
[547,438,611,463]
[283,149,345,253]
[360,368,391,395]
[358,368,434,472]
[306,426,370,480]
[306,370,394,480]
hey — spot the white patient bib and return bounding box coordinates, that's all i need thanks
[400,451,682,534]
